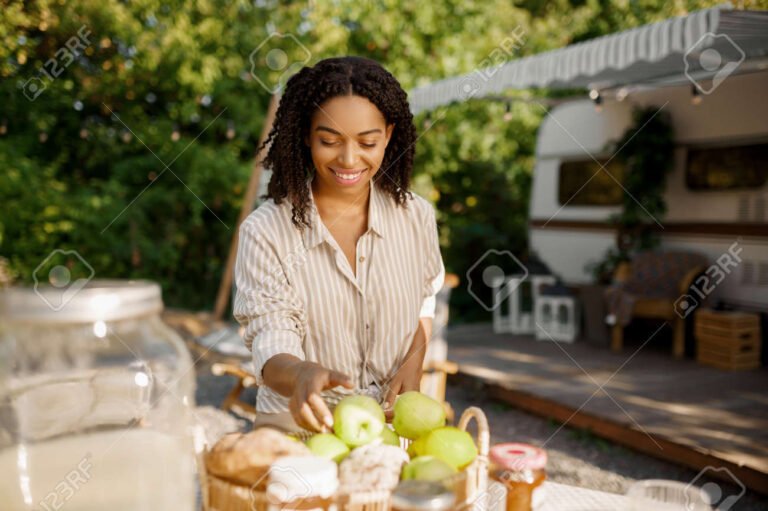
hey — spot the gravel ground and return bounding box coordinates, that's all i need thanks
[194,363,767,510]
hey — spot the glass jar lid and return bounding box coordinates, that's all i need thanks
[0,279,163,323]
[489,443,547,471]
[391,480,456,511]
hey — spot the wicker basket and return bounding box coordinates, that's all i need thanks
[201,406,489,511]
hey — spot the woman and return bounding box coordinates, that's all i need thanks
[234,56,444,433]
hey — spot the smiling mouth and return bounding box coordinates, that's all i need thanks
[330,168,367,181]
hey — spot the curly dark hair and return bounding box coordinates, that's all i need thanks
[257,56,417,230]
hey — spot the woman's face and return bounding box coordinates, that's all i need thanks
[306,94,394,195]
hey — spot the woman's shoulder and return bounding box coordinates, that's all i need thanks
[240,198,295,238]
[402,190,437,224]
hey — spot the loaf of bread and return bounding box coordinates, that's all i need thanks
[205,427,310,488]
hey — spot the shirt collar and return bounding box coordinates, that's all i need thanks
[302,181,385,250]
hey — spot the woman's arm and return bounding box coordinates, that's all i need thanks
[263,354,353,432]
[382,316,432,412]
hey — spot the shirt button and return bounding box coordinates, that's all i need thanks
[359,256,365,263]
[365,324,370,329]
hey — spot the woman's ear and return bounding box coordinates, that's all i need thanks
[385,123,395,145]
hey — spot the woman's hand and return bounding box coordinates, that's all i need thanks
[289,362,353,432]
[382,351,423,419]
[382,317,432,419]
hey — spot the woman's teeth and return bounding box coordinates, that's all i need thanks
[332,169,364,180]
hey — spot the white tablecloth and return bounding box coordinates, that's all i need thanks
[537,481,684,511]
[481,481,686,511]
[537,481,633,510]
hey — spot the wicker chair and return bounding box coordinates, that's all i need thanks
[607,252,707,358]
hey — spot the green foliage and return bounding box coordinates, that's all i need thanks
[1,0,268,308]
[589,107,676,283]
[414,100,540,322]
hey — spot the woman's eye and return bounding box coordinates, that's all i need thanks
[320,140,376,148]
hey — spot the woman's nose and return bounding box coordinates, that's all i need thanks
[338,142,359,168]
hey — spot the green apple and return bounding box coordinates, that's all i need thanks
[407,435,427,458]
[333,395,386,447]
[422,427,477,469]
[401,456,458,481]
[306,433,350,463]
[392,391,446,440]
[380,425,400,446]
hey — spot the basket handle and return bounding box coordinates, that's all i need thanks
[457,406,490,456]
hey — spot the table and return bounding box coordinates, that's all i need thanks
[537,481,685,511]
[482,481,687,511]
[537,481,634,510]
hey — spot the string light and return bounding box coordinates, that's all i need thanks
[616,87,629,102]
[503,102,513,122]
[590,89,603,112]
[226,120,236,140]
[0,119,7,136]
[691,84,702,105]
[171,124,180,141]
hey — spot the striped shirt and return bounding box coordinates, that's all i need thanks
[233,182,445,414]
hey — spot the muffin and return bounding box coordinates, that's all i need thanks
[204,427,311,511]
[338,443,410,493]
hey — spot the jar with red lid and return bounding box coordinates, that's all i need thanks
[489,443,547,511]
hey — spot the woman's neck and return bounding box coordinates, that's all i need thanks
[311,179,370,217]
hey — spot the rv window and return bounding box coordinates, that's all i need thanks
[558,159,624,206]
[686,143,768,191]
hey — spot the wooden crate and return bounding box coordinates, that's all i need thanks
[695,309,761,371]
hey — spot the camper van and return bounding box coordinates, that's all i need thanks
[528,70,768,311]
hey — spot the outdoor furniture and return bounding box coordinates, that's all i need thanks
[695,308,762,370]
[208,274,461,422]
[482,480,690,511]
[579,284,611,347]
[605,251,707,358]
[534,284,579,343]
[536,481,692,511]
[492,275,556,334]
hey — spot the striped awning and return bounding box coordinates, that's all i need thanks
[408,5,768,114]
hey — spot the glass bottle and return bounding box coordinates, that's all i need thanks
[488,443,547,511]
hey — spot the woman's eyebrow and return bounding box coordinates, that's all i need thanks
[315,125,382,136]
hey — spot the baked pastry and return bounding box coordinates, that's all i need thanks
[338,443,410,493]
[205,427,310,488]
[203,427,311,511]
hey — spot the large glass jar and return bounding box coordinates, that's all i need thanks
[0,280,196,511]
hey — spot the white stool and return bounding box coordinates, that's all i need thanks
[535,294,579,343]
[492,275,556,334]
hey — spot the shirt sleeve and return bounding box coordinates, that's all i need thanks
[233,221,306,385]
[419,203,445,319]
